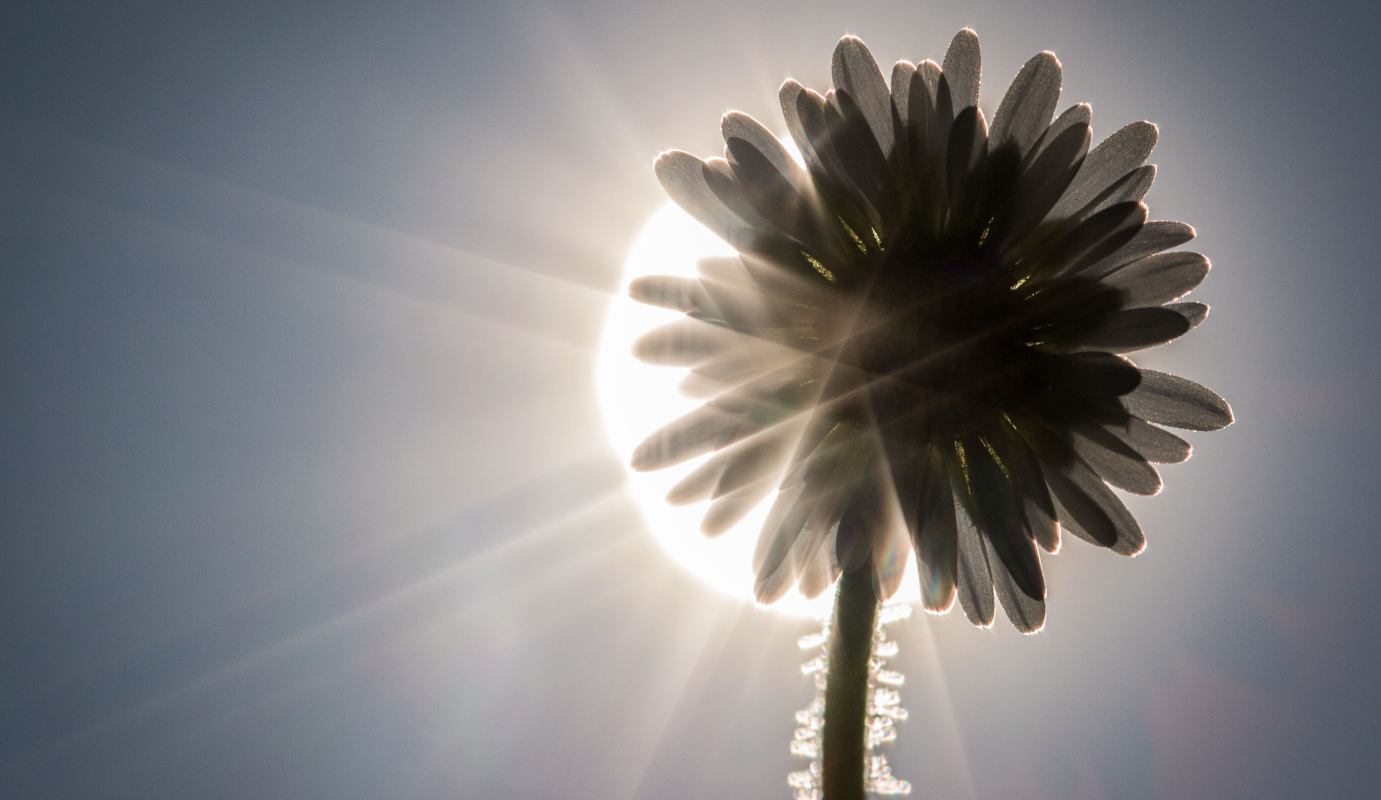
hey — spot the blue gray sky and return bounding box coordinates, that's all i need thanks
[3,1,1379,798]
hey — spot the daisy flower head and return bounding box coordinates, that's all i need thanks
[630,29,1232,632]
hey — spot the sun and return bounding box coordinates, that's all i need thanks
[597,201,924,618]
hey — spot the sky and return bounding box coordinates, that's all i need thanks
[3,1,1379,798]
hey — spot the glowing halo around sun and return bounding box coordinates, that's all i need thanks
[597,201,924,618]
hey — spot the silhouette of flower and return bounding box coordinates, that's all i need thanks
[630,29,1231,632]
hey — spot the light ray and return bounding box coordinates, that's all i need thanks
[526,1,660,161]
[5,488,635,781]
[3,454,626,766]
[908,615,981,799]
[9,119,616,348]
[618,600,773,799]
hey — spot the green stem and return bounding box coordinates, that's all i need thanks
[822,563,878,800]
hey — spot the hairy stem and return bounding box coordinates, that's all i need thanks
[822,563,878,800]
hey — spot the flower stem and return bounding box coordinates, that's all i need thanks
[823,563,878,800]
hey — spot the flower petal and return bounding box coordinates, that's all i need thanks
[654,150,753,248]
[633,272,782,334]
[789,84,880,244]
[832,35,895,157]
[907,59,947,237]
[1079,164,1157,221]
[1025,102,1091,167]
[1064,306,1192,353]
[953,479,996,626]
[756,453,863,601]
[890,60,917,128]
[837,472,886,573]
[780,417,854,488]
[798,543,841,599]
[722,110,801,184]
[914,445,959,612]
[1100,251,1210,307]
[1071,420,1163,495]
[628,275,706,313]
[1038,350,1144,399]
[660,158,812,273]
[632,318,739,365]
[1010,412,1141,553]
[797,475,857,583]
[667,426,795,506]
[916,58,941,102]
[1046,121,1158,223]
[994,420,1061,552]
[826,88,896,224]
[1043,456,1145,555]
[634,370,814,471]
[681,348,809,399]
[666,454,728,505]
[713,436,796,499]
[987,535,1047,633]
[964,436,1046,600]
[702,156,771,231]
[990,51,1062,158]
[1168,301,1209,330]
[701,481,773,536]
[946,106,989,237]
[872,515,912,602]
[941,28,982,110]
[753,482,815,602]
[1030,201,1146,281]
[991,120,1089,255]
[1096,416,1192,464]
[724,123,835,258]
[631,402,746,471]
[1122,369,1234,431]
[779,79,824,174]
[1084,220,1195,277]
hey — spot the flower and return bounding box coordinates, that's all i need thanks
[629,29,1232,632]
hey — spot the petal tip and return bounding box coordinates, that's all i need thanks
[653,149,696,175]
[699,517,732,537]
[923,591,957,615]
[754,579,790,605]
[665,482,697,505]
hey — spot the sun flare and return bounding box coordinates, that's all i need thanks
[597,202,924,618]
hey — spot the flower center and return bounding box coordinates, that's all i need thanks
[830,248,1033,442]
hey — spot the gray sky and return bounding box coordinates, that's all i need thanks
[3,1,1379,798]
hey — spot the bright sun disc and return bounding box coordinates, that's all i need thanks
[597,202,923,618]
